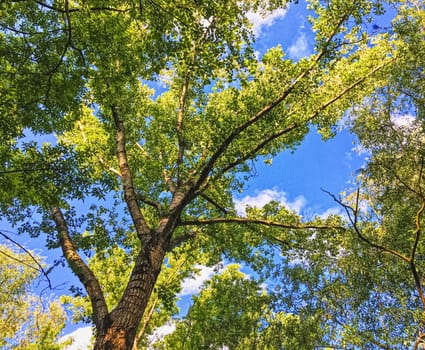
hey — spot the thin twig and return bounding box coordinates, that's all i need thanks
[322,188,411,263]
[0,231,52,289]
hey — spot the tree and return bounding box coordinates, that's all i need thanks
[157,264,321,350]
[1,1,396,349]
[264,3,425,348]
[0,244,69,349]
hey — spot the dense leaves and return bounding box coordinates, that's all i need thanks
[158,264,321,350]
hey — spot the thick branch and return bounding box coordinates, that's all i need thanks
[176,75,190,184]
[179,217,343,231]
[50,206,108,328]
[111,106,151,238]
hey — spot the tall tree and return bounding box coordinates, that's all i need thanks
[266,3,425,348]
[1,1,397,349]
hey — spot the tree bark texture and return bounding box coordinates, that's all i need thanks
[93,236,167,350]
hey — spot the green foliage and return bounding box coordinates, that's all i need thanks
[0,0,417,349]
[265,4,425,348]
[157,264,321,350]
[0,245,69,349]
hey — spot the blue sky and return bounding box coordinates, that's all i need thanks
[4,1,382,347]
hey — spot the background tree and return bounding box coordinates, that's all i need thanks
[264,3,425,348]
[158,264,321,350]
[1,1,398,349]
[0,244,69,349]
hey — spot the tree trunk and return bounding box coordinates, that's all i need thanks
[93,236,167,350]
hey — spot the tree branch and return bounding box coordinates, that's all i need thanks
[0,231,52,288]
[33,1,130,13]
[200,193,229,214]
[410,197,425,308]
[198,58,391,194]
[50,206,108,329]
[111,105,152,238]
[191,65,313,193]
[44,0,72,91]
[133,297,158,350]
[323,188,411,263]
[136,192,163,214]
[176,74,190,185]
[192,17,390,196]
[418,156,424,196]
[383,163,423,197]
[179,216,343,231]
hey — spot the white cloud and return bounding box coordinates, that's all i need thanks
[62,326,93,350]
[391,113,415,129]
[147,322,176,348]
[288,32,310,59]
[247,8,288,37]
[234,188,306,215]
[319,206,343,219]
[179,264,223,296]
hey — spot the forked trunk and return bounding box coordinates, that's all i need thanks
[93,238,166,350]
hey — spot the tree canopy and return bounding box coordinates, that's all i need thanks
[1,0,424,349]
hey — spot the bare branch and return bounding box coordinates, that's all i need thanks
[322,188,411,263]
[0,231,52,288]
